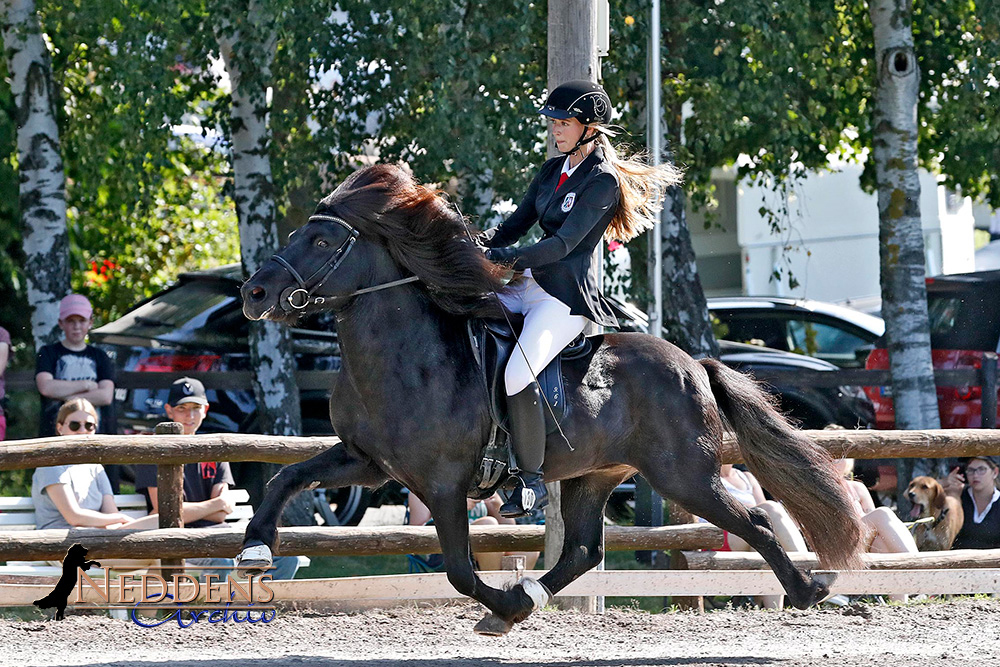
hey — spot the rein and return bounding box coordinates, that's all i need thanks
[271,213,419,311]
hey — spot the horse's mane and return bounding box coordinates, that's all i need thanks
[317,164,507,318]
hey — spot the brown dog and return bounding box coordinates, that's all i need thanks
[906,476,964,551]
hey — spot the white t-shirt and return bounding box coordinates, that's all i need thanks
[31,464,112,529]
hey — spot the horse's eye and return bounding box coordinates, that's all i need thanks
[316,238,330,248]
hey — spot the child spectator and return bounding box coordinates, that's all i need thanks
[35,295,115,439]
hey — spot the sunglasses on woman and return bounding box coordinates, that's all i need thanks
[66,420,97,433]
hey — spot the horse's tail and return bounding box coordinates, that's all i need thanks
[699,357,866,570]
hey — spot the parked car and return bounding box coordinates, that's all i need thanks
[865,270,1000,429]
[93,265,874,525]
[707,297,885,368]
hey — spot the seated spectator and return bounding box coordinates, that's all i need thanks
[134,378,299,580]
[944,456,1000,550]
[31,398,158,531]
[837,457,917,602]
[407,492,540,571]
[0,323,9,441]
[696,464,808,609]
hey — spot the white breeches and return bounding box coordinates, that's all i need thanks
[497,273,588,396]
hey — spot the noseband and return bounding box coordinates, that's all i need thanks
[270,213,419,312]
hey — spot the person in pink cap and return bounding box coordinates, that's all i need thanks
[34,294,116,444]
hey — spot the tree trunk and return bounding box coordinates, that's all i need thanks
[869,0,941,491]
[655,182,718,357]
[1,0,69,349]
[217,3,309,524]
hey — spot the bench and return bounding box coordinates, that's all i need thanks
[0,490,308,577]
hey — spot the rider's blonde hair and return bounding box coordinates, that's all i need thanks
[592,132,683,243]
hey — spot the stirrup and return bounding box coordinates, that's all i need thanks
[499,476,548,518]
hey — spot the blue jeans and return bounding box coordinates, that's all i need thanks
[186,555,300,581]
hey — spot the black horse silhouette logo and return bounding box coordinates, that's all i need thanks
[33,544,101,620]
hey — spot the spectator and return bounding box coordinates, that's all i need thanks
[35,294,115,439]
[31,398,159,530]
[837,457,917,602]
[945,456,1000,550]
[696,464,809,609]
[0,324,10,441]
[134,377,299,580]
[407,492,540,571]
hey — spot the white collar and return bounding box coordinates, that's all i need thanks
[968,486,1000,523]
[561,155,585,178]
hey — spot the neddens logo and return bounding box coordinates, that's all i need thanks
[560,192,576,213]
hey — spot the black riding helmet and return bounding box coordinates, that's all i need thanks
[539,80,614,155]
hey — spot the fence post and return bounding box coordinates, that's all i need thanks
[155,421,185,577]
[983,352,998,429]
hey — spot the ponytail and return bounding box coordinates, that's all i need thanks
[594,133,683,243]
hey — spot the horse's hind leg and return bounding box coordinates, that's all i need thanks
[237,443,387,571]
[638,450,825,609]
[535,472,628,599]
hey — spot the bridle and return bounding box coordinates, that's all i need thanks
[269,213,420,312]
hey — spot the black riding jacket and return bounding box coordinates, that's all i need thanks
[480,146,620,328]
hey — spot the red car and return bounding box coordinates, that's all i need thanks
[865,270,1000,429]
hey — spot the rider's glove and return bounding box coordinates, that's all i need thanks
[485,247,518,264]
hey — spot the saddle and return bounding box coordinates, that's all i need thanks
[465,314,593,498]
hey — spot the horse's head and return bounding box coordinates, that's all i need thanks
[242,164,506,322]
[241,212,373,321]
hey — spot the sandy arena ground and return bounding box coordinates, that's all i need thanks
[3,597,1000,667]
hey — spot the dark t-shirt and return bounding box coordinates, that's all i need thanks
[952,489,1000,550]
[0,326,10,414]
[134,461,235,528]
[35,342,115,436]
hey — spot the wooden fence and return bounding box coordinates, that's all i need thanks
[2,428,1000,605]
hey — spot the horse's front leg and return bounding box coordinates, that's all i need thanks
[427,490,536,635]
[236,442,387,572]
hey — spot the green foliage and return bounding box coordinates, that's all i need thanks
[1,0,997,328]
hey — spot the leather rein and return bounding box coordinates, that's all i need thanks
[270,213,420,312]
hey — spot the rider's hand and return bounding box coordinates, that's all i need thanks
[485,247,518,264]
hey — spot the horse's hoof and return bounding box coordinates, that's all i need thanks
[474,613,513,636]
[806,571,839,608]
[235,543,272,576]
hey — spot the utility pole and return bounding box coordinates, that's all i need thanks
[544,0,608,614]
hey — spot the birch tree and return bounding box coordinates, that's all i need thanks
[216,1,302,438]
[870,0,940,478]
[1,0,68,348]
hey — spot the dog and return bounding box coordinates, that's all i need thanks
[33,544,101,620]
[906,476,964,551]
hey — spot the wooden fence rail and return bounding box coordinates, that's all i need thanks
[0,524,725,562]
[3,428,1000,471]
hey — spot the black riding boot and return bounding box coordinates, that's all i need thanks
[500,384,549,518]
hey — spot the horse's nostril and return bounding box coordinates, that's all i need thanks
[251,286,267,301]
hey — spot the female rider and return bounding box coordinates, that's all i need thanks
[480,80,680,517]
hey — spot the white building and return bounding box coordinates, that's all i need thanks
[688,162,977,310]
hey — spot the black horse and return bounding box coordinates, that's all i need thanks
[236,164,865,634]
